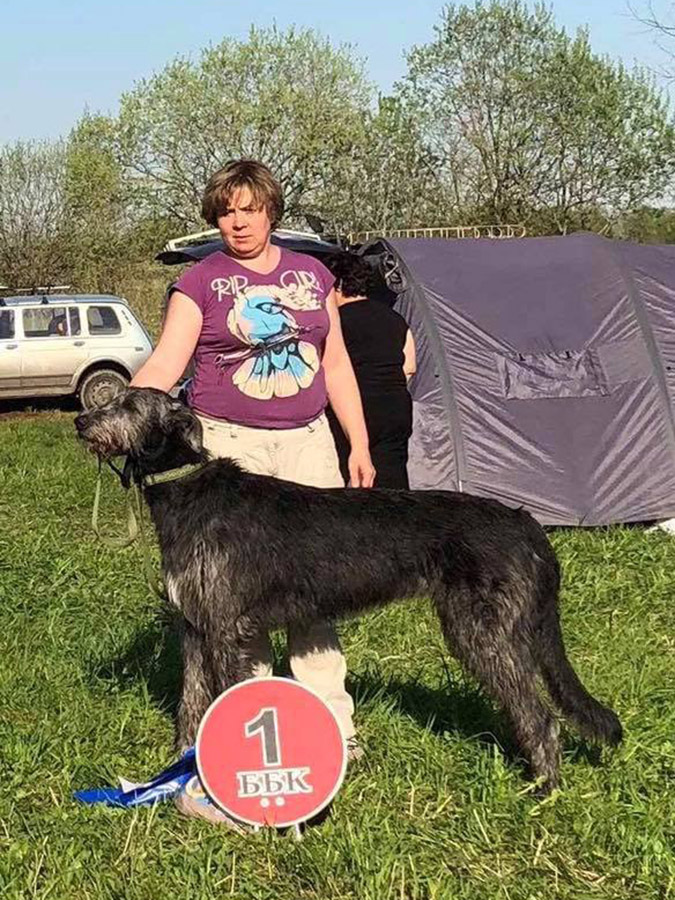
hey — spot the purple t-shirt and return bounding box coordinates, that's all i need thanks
[175,248,335,428]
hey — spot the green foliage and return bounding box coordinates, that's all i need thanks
[1,415,675,898]
[0,130,175,293]
[0,140,71,288]
[319,95,446,234]
[3,10,675,290]
[400,1,675,233]
[114,26,374,230]
[64,114,179,290]
[65,114,124,224]
[615,205,675,243]
[63,114,132,289]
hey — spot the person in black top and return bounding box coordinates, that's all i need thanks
[324,253,416,489]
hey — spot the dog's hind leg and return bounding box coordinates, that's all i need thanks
[434,589,561,793]
[177,620,216,752]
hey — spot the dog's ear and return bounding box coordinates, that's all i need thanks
[168,403,203,454]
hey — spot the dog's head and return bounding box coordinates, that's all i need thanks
[75,387,203,466]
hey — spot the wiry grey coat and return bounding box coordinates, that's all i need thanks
[75,388,622,793]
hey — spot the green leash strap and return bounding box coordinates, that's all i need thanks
[91,458,206,597]
[134,484,167,601]
[91,459,166,599]
[91,459,139,548]
[136,462,207,599]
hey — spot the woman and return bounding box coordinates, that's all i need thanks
[324,253,416,489]
[131,159,374,824]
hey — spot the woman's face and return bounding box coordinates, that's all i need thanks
[217,187,272,259]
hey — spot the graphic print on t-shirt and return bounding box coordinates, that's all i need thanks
[211,270,323,401]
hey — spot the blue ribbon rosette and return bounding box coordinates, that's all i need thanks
[75,748,196,808]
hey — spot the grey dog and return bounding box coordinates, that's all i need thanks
[75,387,622,793]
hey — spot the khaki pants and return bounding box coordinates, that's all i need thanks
[197,412,355,739]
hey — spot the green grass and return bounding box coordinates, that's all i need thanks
[1,412,674,900]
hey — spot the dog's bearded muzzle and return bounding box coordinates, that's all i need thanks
[75,410,131,459]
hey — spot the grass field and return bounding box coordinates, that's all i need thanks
[1,411,674,900]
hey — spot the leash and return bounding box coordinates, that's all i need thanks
[90,458,205,599]
[91,458,140,548]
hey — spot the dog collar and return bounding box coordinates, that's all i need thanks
[143,462,207,487]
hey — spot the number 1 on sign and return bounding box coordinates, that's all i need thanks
[245,707,281,767]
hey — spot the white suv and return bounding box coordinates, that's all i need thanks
[0,294,153,409]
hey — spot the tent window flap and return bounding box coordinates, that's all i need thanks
[496,349,608,400]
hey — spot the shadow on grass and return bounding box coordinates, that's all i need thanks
[89,622,605,776]
[350,671,611,774]
[90,623,508,749]
[89,613,183,717]
[349,669,511,753]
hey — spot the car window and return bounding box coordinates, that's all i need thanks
[23,307,68,338]
[0,309,14,340]
[87,305,121,335]
[69,307,81,336]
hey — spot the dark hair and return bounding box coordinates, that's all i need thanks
[201,159,284,229]
[323,253,377,298]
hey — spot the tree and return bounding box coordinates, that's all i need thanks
[399,1,675,233]
[63,113,175,288]
[630,2,675,78]
[111,26,374,230]
[63,114,130,288]
[308,95,445,236]
[615,204,675,242]
[0,141,70,288]
[535,32,675,233]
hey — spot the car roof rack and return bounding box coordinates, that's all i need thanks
[162,227,325,253]
[0,293,129,307]
[0,284,72,296]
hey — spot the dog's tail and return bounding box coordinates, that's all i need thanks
[535,601,623,747]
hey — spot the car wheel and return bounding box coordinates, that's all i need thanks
[78,368,129,410]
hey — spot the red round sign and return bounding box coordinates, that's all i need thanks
[196,677,347,828]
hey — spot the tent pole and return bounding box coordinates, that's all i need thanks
[388,241,469,491]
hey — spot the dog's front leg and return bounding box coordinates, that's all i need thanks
[176,620,216,753]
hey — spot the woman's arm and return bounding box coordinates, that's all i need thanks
[130,292,203,392]
[403,329,417,381]
[322,290,375,488]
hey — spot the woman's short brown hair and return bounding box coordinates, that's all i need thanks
[201,159,284,229]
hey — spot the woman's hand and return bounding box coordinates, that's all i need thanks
[348,445,376,488]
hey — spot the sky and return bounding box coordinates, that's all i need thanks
[3,0,673,143]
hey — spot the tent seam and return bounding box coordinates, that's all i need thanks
[609,238,675,464]
[386,240,469,491]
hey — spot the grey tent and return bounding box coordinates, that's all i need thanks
[370,232,675,526]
